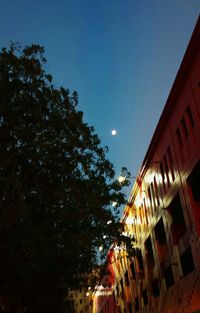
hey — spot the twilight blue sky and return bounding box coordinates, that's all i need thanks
[0,0,200,198]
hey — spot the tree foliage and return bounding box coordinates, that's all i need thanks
[0,44,131,312]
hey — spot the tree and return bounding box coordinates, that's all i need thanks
[0,43,131,313]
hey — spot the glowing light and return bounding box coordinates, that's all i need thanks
[107,220,112,225]
[135,196,142,207]
[88,286,91,290]
[111,129,117,136]
[157,173,163,184]
[112,201,117,207]
[103,235,107,239]
[86,292,90,296]
[126,216,134,224]
[118,176,126,183]
[114,245,120,252]
[146,172,154,184]
[99,246,103,252]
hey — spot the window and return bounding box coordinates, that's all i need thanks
[187,160,200,235]
[155,218,167,245]
[143,289,148,305]
[167,146,175,181]
[143,198,149,225]
[136,249,144,271]
[120,279,124,294]
[124,270,130,286]
[187,160,200,202]
[163,155,170,188]
[116,285,119,297]
[135,296,139,311]
[152,279,160,297]
[168,193,186,244]
[176,127,183,147]
[154,176,160,206]
[130,261,136,280]
[181,117,189,139]
[180,247,195,276]
[150,182,157,210]
[170,194,185,224]
[145,236,155,267]
[165,266,174,289]
[155,218,168,261]
[186,105,194,128]
[160,161,166,193]
[148,186,153,212]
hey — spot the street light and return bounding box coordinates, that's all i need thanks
[118,175,126,183]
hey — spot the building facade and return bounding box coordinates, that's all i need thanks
[93,16,200,313]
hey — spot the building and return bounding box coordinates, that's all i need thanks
[93,15,200,313]
[69,288,94,313]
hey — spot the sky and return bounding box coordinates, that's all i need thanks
[0,0,200,201]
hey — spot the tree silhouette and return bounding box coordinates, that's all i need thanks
[0,43,131,312]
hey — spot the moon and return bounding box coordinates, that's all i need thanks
[111,129,117,136]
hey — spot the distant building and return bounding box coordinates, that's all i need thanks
[92,15,200,313]
[69,288,93,313]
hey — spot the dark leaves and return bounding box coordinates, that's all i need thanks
[0,43,131,312]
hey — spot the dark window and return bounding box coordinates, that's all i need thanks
[130,261,136,280]
[181,117,189,138]
[168,193,186,244]
[152,279,160,297]
[148,186,152,211]
[80,299,82,304]
[187,161,200,236]
[120,279,124,293]
[165,266,174,289]
[187,160,200,202]
[170,194,185,224]
[125,270,129,286]
[143,198,149,225]
[155,218,167,245]
[116,285,119,297]
[145,236,155,267]
[136,249,144,271]
[160,161,166,192]
[176,127,183,147]
[180,247,195,276]
[135,297,139,312]
[143,289,148,305]
[128,303,132,313]
[186,105,194,128]
[113,292,116,304]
